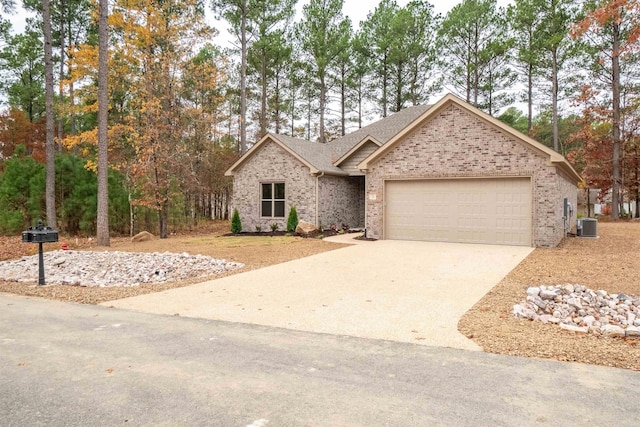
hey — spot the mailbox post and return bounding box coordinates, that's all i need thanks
[22,220,59,286]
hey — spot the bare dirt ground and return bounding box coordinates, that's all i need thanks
[0,221,347,304]
[2,220,640,370]
[459,221,640,371]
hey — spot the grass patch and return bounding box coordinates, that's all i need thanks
[178,235,302,248]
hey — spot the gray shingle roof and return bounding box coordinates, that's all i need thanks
[273,133,347,175]
[264,104,432,174]
[329,104,432,161]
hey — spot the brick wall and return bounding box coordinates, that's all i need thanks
[365,104,578,247]
[318,175,364,229]
[231,140,317,232]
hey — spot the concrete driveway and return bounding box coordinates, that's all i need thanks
[105,235,532,351]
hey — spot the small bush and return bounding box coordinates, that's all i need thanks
[231,209,242,234]
[270,223,279,232]
[255,225,262,233]
[286,206,299,232]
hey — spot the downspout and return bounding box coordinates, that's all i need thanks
[315,172,325,229]
[361,169,368,238]
[365,173,368,238]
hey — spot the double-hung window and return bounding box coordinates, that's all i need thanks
[261,183,285,218]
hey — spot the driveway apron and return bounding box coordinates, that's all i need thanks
[104,237,533,351]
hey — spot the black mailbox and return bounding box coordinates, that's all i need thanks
[22,220,58,243]
[22,220,58,285]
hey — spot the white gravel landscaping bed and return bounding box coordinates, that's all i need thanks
[0,250,244,287]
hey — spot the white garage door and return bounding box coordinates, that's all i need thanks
[385,178,532,246]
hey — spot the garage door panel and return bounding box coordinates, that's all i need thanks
[385,178,531,246]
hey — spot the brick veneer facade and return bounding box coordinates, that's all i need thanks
[364,105,577,247]
[231,140,317,232]
[231,139,363,232]
[318,175,364,229]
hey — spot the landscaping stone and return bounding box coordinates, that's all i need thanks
[0,250,244,287]
[601,325,625,338]
[131,231,154,242]
[625,326,640,338]
[559,324,588,334]
[526,286,540,297]
[295,220,318,236]
[513,284,640,339]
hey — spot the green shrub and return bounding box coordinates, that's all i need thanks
[286,205,299,232]
[0,147,45,234]
[231,209,242,234]
[255,225,262,232]
[0,210,24,234]
[270,222,279,232]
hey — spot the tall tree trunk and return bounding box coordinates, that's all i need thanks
[358,78,363,128]
[306,88,311,141]
[275,73,281,134]
[636,145,639,218]
[488,71,493,115]
[527,61,533,135]
[158,204,168,239]
[289,77,296,136]
[611,21,621,219]
[68,30,76,136]
[395,62,402,113]
[319,72,326,143]
[239,0,248,154]
[96,0,110,246]
[129,191,135,237]
[382,55,388,117]
[57,0,65,152]
[341,64,346,136]
[473,24,479,106]
[552,48,559,152]
[43,0,57,229]
[259,47,267,138]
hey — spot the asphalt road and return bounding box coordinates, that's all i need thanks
[2,293,639,426]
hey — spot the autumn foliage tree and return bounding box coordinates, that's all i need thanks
[0,108,45,162]
[109,0,216,238]
[572,0,640,218]
[62,0,231,237]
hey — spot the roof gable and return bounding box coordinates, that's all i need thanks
[357,94,582,183]
[329,105,432,161]
[225,133,346,176]
[334,136,382,166]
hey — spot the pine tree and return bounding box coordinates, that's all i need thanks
[231,208,242,234]
[286,205,298,232]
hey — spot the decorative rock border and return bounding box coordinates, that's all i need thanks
[513,284,640,338]
[0,250,244,287]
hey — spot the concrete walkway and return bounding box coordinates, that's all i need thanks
[105,238,533,351]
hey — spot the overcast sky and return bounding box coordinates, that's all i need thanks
[342,0,512,25]
[10,0,514,37]
[6,0,518,110]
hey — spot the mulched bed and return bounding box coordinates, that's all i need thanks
[222,229,357,239]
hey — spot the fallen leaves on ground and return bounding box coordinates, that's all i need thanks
[459,221,640,371]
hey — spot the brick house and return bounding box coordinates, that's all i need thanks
[225,94,582,247]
